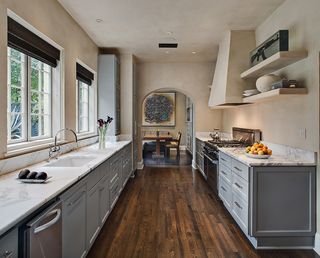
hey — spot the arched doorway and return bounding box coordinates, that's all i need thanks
[140,89,195,167]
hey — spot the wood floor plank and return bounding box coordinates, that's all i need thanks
[87,166,319,258]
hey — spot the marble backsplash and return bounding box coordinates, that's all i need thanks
[0,136,99,176]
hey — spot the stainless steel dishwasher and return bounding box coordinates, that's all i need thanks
[26,200,62,258]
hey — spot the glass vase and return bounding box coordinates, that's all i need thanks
[98,128,106,149]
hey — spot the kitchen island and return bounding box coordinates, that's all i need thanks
[217,147,316,249]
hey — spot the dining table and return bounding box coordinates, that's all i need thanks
[143,134,173,157]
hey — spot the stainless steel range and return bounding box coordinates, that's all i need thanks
[203,127,261,195]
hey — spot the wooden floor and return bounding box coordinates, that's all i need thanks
[143,150,192,167]
[88,166,319,258]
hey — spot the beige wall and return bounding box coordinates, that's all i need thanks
[221,0,320,231]
[137,62,222,159]
[142,92,187,145]
[0,0,98,155]
[120,54,134,135]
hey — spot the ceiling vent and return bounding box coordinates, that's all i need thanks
[159,43,178,48]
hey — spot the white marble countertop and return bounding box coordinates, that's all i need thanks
[218,147,316,167]
[196,136,212,142]
[0,140,131,236]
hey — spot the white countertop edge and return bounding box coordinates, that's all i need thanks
[218,147,316,167]
[0,140,131,236]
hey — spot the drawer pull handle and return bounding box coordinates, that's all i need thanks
[221,170,227,176]
[68,191,85,207]
[221,158,227,162]
[234,201,242,209]
[234,166,242,172]
[3,250,13,258]
[234,182,243,189]
[221,186,227,192]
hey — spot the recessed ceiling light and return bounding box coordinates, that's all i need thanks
[96,19,103,23]
[192,51,197,54]
[165,51,170,54]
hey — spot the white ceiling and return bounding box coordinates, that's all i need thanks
[58,0,284,62]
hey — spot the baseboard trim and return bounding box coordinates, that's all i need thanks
[180,145,187,151]
[314,232,320,255]
[137,160,144,170]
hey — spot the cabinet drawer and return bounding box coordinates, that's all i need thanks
[219,152,232,169]
[110,177,121,209]
[232,172,248,202]
[232,159,249,181]
[219,176,232,211]
[109,155,121,184]
[0,228,18,258]
[60,180,86,201]
[219,163,231,183]
[232,192,248,233]
[87,164,103,190]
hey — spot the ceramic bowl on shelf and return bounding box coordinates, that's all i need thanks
[256,74,281,92]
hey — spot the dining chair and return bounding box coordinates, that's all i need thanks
[165,132,182,157]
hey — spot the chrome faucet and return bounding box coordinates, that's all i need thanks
[49,128,78,161]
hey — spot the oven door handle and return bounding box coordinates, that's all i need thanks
[204,153,219,164]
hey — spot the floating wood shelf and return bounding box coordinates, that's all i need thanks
[241,51,308,79]
[243,88,308,103]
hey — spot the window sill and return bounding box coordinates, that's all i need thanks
[77,131,98,140]
[5,138,65,158]
[5,134,98,159]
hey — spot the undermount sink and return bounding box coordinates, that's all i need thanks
[45,155,97,167]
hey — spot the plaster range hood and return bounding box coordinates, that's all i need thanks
[208,30,256,108]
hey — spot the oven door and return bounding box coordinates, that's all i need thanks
[204,153,219,195]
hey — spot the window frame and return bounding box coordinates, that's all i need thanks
[75,60,97,139]
[6,11,65,155]
[77,79,90,133]
[7,48,28,144]
[27,56,53,141]
[7,48,53,144]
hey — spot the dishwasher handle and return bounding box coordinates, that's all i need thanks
[34,208,61,234]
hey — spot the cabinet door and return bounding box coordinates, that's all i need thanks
[110,177,121,210]
[86,183,101,248]
[99,176,110,225]
[0,228,18,258]
[62,184,87,258]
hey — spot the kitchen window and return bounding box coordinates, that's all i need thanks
[77,80,89,133]
[76,62,95,135]
[7,16,61,149]
[7,48,52,143]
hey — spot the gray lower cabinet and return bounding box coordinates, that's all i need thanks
[122,143,132,186]
[61,144,131,257]
[218,152,316,249]
[86,183,101,248]
[195,138,205,176]
[61,183,87,258]
[110,176,121,210]
[99,175,110,225]
[0,228,18,258]
[250,167,315,239]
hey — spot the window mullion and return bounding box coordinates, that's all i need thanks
[22,54,28,142]
[27,56,31,141]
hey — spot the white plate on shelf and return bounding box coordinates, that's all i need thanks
[245,153,271,159]
[244,89,259,95]
[17,176,52,184]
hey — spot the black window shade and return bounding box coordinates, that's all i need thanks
[7,17,60,67]
[76,63,94,86]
